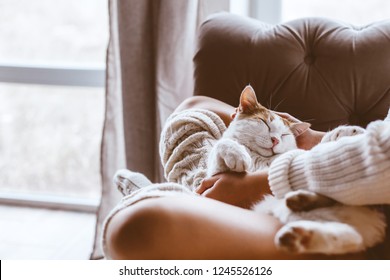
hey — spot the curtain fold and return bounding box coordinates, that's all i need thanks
[91,0,229,259]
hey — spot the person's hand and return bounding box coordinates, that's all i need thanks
[274,111,325,150]
[296,128,326,150]
[196,170,271,209]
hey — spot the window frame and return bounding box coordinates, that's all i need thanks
[0,64,105,87]
[0,191,99,213]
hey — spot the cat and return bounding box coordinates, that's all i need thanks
[207,85,386,255]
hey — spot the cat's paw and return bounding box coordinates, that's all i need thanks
[276,221,363,254]
[285,190,336,212]
[276,225,314,253]
[222,147,251,172]
[208,139,251,176]
[321,125,365,143]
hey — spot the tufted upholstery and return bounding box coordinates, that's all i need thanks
[194,13,390,131]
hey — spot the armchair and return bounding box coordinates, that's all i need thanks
[192,13,390,259]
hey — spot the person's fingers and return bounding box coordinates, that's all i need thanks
[202,185,215,197]
[230,107,239,119]
[196,176,220,194]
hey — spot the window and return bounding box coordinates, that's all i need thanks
[0,0,108,210]
[230,0,390,25]
[229,0,281,24]
[282,0,390,25]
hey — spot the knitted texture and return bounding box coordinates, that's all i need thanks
[159,109,227,190]
[114,169,152,196]
[269,114,390,205]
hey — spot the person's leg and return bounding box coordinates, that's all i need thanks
[175,95,235,127]
[104,195,364,259]
[105,195,286,259]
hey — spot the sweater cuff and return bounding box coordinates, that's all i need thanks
[268,149,307,198]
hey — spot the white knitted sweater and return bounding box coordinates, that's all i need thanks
[269,110,390,205]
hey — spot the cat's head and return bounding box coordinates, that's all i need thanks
[228,85,310,157]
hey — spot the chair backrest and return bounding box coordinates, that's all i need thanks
[194,13,390,131]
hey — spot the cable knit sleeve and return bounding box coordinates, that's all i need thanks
[269,120,390,205]
[159,109,226,190]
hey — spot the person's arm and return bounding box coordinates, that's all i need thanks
[269,120,390,205]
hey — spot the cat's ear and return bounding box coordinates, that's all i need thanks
[290,122,311,137]
[239,85,258,113]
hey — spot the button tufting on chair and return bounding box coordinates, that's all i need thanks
[304,54,315,65]
[194,13,390,131]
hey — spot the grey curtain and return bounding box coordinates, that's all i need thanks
[91,0,229,259]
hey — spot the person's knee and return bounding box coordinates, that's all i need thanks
[104,199,176,259]
[175,95,211,112]
[175,95,233,126]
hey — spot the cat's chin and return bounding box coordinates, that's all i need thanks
[258,147,289,158]
[273,144,297,155]
[257,148,275,158]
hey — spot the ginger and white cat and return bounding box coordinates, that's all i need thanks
[207,85,386,254]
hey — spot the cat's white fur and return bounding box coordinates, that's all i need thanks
[207,85,386,254]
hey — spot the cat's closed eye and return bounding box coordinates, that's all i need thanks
[260,119,270,130]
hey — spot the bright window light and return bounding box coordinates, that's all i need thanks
[230,0,250,17]
[282,0,390,25]
[0,0,108,66]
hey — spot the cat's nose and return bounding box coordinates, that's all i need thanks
[271,137,279,148]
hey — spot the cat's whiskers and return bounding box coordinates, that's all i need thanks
[302,118,316,123]
[267,94,272,109]
[273,97,287,111]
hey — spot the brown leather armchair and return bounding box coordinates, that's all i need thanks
[193,13,390,259]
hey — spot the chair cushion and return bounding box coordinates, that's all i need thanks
[194,13,390,131]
